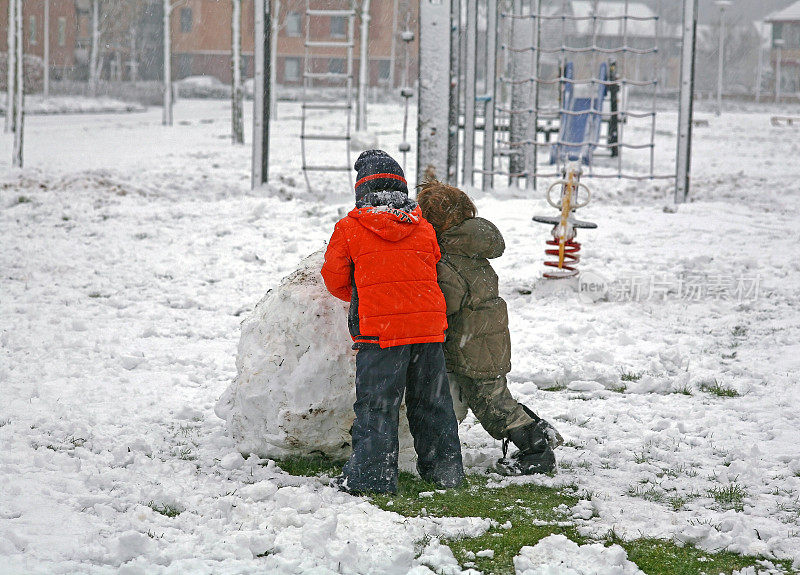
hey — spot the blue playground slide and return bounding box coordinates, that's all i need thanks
[550,62,608,166]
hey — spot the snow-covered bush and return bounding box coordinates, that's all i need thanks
[0,53,45,92]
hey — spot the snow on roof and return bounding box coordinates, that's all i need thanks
[569,1,678,39]
[765,0,800,22]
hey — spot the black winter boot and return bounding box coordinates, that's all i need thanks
[519,403,564,449]
[505,420,557,475]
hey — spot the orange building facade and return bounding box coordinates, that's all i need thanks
[1,0,418,88]
[171,0,418,87]
[0,0,79,79]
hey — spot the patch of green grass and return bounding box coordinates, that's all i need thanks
[540,382,567,392]
[672,384,693,396]
[708,482,747,512]
[699,380,740,398]
[731,325,747,338]
[147,501,182,518]
[371,473,582,574]
[620,371,643,382]
[277,463,793,574]
[607,532,795,575]
[627,483,666,504]
[667,494,688,511]
[16,195,32,204]
[275,454,346,477]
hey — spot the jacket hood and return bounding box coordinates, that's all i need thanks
[348,205,422,242]
[438,217,505,259]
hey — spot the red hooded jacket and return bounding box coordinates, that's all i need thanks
[321,205,447,348]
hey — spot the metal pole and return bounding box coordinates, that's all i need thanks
[270,0,280,117]
[389,0,399,89]
[775,40,784,103]
[44,0,50,98]
[755,23,763,103]
[446,0,460,184]
[714,1,731,116]
[675,0,698,204]
[163,0,173,125]
[417,0,453,183]
[252,0,271,187]
[357,0,371,131]
[462,0,477,186]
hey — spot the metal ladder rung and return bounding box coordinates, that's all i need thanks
[305,41,354,48]
[302,103,353,110]
[306,9,355,16]
[303,166,351,172]
[303,72,352,80]
[301,134,351,141]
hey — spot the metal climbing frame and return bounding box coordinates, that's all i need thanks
[300,0,357,191]
[417,0,698,202]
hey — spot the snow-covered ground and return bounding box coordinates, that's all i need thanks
[1,99,799,574]
[0,93,145,115]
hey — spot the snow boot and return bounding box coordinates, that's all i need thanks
[519,403,564,450]
[494,420,557,476]
[416,461,465,489]
[330,475,368,496]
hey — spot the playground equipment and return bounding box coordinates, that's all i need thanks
[549,61,610,166]
[416,0,700,204]
[251,0,700,206]
[532,162,597,278]
[299,0,357,190]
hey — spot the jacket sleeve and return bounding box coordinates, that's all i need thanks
[437,258,468,317]
[321,221,353,302]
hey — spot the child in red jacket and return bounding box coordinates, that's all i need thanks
[321,150,464,494]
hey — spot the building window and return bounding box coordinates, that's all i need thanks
[58,17,67,47]
[180,7,193,33]
[330,16,346,38]
[773,23,783,46]
[29,15,38,45]
[329,58,345,74]
[378,60,391,82]
[284,57,300,82]
[286,12,301,37]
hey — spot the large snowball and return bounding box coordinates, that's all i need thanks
[215,250,419,468]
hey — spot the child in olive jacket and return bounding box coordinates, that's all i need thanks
[417,178,561,474]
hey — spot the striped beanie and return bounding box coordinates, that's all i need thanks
[353,150,408,202]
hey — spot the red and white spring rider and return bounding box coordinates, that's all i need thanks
[532,163,597,279]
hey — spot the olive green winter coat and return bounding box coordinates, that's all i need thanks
[437,217,511,379]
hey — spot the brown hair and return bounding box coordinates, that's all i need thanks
[416,178,477,234]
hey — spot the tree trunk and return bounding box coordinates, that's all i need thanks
[12,0,24,168]
[44,0,50,98]
[90,0,100,97]
[270,0,280,118]
[5,0,16,133]
[231,0,244,144]
[163,0,173,125]
[357,0,371,131]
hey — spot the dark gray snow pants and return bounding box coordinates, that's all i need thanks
[342,342,464,493]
